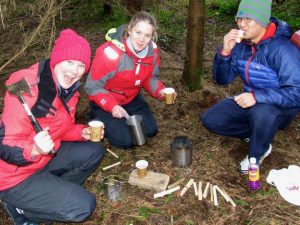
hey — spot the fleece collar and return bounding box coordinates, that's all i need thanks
[126,37,149,58]
[258,22,277,43]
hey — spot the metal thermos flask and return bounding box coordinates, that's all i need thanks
[126,115,147,146]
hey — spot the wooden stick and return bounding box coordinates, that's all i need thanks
[106,148,119,158]
[214,185,230,202]
[210,183,214,202]
[213,185,218,206]
[198,181,203,200]
[180,179,194,197]
[168,178,185,189]
[193,180,198,196]
[227,196,236,207]
[203,182,210,198]
[102,161,121,171]
[154,186,180,198]
[222,188,236,207]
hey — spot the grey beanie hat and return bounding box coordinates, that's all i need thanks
[235,0,272,27]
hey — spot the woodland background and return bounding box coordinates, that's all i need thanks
[0,0,300,224]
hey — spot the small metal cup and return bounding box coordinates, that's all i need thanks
[170,136,193,167]
[103,176,122,202]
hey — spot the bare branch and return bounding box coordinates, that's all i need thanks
[0,0,67,73]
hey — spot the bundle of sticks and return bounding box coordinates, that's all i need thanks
[154,178,236,207]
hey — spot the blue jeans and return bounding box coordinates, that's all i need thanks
[0,141,105,223]
[200,98,299,160]
[88,94,158,149]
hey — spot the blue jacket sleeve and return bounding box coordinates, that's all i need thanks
[213,47,239,85]
[254,40,300,108]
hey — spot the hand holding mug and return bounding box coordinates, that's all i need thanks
[82,125,104,141]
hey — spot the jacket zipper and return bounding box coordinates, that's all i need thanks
[135,59,141,75]
[245,45,256,93]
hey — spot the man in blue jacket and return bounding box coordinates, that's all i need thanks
[201,0,300,174]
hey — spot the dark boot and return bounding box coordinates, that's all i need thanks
[2,202,39,225]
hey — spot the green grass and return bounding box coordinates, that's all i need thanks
[206,0,240,17]
[186,220,196,225]
[235,199,249,206]
[257,187,278,197]
[148,2,188,49]
[272,0,300,30]
[163,193,175,204]
[64,0,104,22]
[100,7,128,31]
[139,206,161,219]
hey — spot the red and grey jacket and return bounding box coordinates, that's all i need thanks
[85,25,166,112]
[0,59,85,191]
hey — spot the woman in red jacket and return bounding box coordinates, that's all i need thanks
[85,11,177,149]
[0,29,105,224]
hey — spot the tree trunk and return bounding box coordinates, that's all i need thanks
[127,0,144,15]
[182,0,205,91]
[103,2,112,15]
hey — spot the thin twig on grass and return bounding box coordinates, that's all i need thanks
[0,5,5,29]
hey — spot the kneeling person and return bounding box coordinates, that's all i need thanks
[200,0,300,173]
[0,29,105,224]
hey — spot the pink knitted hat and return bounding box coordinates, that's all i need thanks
[50,29,91,73]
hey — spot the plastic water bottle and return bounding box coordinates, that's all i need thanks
[248,157,261,191]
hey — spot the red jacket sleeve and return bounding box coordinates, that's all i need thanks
[85,43,120,112]
[62,124,85,141]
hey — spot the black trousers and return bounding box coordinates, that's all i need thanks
[88,94,158,149]
[0,141,105,223]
